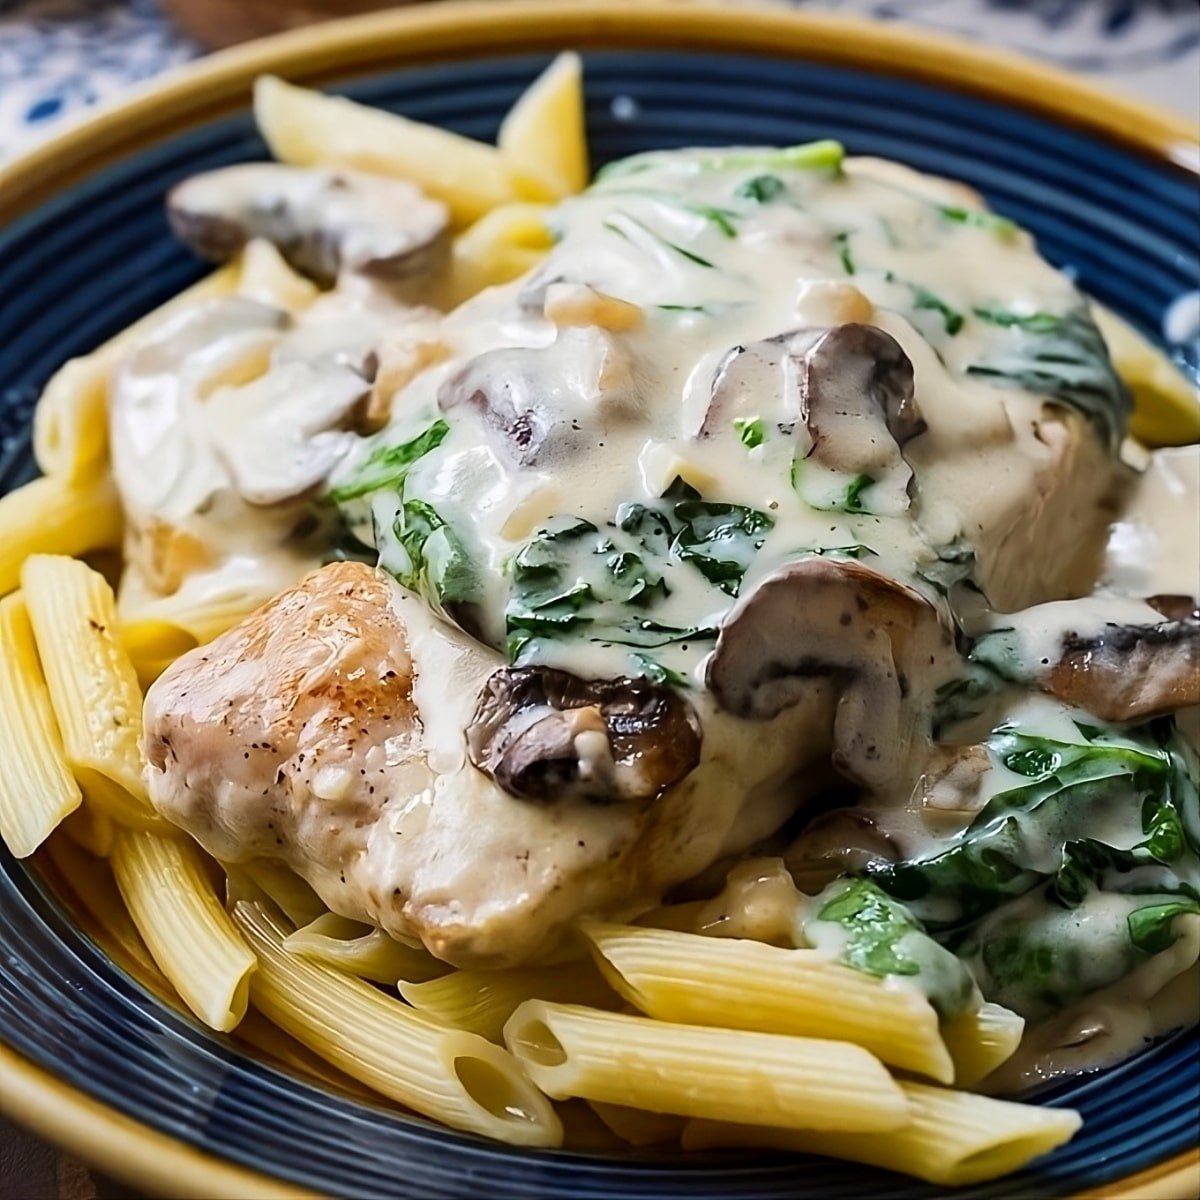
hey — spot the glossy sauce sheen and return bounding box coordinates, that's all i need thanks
[127,148,1198,1079]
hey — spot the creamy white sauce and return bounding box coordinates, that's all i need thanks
[128,146,1198,1072]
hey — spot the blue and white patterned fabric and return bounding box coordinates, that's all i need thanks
[0,0,1198,160]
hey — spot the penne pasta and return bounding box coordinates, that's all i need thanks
[112,830,257,1032]
[21,555,163,832]
[0,473,122,597]
[440,202,554,307]
[504,1001,909,1132]
[236,237,319,313]
[589,1101,686,1147]
[399,961,617,1042]
[943,1002,1026,1087]
[498,52,589,200]
[119,618,200,689]
[681,1081,1082,1186]
[0,593,82,856]
[59,804,116,858]
[233,901,563,1147]
[32,263,240,479]
[285,913,448,986]
[222,858,328,930]
[581,921,955,1083]
[254,76,546,227]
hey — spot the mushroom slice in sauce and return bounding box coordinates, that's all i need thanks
[799,322,924,471]
[465,666,701,804]
[1039,615,1200,722]
[703,323,922,472]
[438,327,642,466]
[167,164,449,286]
[706,557,954,789]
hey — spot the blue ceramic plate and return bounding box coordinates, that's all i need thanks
[1,5,1197,1197]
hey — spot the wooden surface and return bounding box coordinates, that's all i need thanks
[162,0,427,49]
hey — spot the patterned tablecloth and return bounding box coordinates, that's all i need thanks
[0,1,1197,1197]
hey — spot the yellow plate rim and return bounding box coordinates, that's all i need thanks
[0,2,1196,1196]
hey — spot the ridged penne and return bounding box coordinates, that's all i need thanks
[112,830,257,1032]
[286,913,448,986]
[0,473,122,597]
[682,1081,1081,1186]
[233,901,563,1146]
[21,555,163,831]
[32,263,239,479]
[222,858,328,929]
[943,1002,1026,1087]
[0,593,82,856]
[581,922,954,1083]
[399,961,617,1042]
[504,1001,908,1132]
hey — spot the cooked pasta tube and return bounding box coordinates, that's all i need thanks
[580,922,954,1083]
[0,594,82,856]
[119,618,201,688]
[0,473,122,596]
[233,901,563,1147]
[681,1081,1081,1186]
[21,555,163,831]
[236,238,319,314]
[497,52,588,199]
[942,1002,1026,1087]
[32,263,239,478]
[59,805,116,858]
[112,830,257,1032]
[120,585,278,648]
[44,831,158,979]
[440,202,554,307]
[589,1102,686,1147]
[222,859,327,929]
[503,1001,908,1132]
[399,961,617,1042]
[286,913,448,985]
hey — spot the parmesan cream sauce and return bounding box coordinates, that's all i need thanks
[111,148,1199,1082]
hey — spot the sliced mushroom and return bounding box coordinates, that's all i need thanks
[917,744,992,819]
[438,327,642,466]
[168,164,449,287]
[465,666,701,805]
[205,361,368,506]
[702,323,922,476]
[1040,616,1199,722]
[784,810,898,892]
[800,323,923,471]
[706,557,954,789]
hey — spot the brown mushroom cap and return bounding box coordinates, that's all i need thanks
[167,164,449,286]
[465,666,701,804]
[705,557,954,789]
[800,323,924,473]
[702,324,923,476]
[1040,615,1200,722]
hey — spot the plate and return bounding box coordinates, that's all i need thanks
[1,3,1197,1197]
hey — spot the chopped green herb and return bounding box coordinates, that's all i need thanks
[973,307,1065,334]
[735,174,787,203]
[833,231,855,275]
[733,416,766,449]
[940,204,1018,238]
[599,188,740,237]
[326,420,449,503]
[911,283,964,335]
[603,212,715,268]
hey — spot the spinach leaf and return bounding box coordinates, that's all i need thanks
[736,174,786,203]
[667,492,775,597]
[973,307,1064,334]
[1128,898,1200,955]
[603,212,715,267]
[395,501,480,607]
[966,307,1131,450]
[806,878,977,1019]
[327,420,450,503]
[733,416,766,449]
[628,652,691,690]
[940,205,1018,238]
[833,231,855,275]
[594,141,845,183]
[911,283,964,335]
